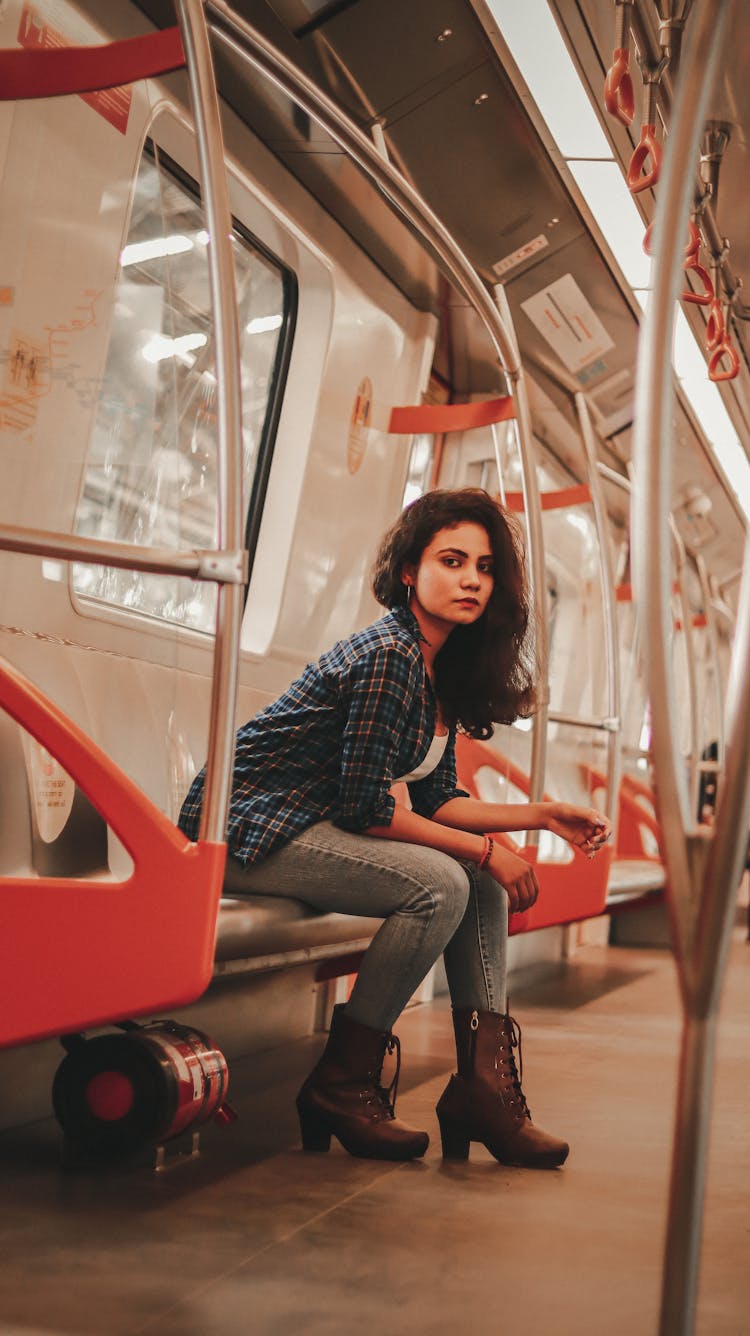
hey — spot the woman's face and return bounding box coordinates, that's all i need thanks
[404,521,495,633]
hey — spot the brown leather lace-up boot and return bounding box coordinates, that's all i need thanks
[296,1004,429,1160]
[436,1007,569,1168]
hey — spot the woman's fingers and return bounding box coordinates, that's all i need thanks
[506,866,539,914]
[552,805,611,855]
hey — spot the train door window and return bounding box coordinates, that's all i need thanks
[72,142,293,632]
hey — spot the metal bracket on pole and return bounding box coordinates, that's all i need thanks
[196,550,250,584]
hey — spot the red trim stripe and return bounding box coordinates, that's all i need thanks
[387,397,515,435]
[504,484,593,513]
[0,26,185,100]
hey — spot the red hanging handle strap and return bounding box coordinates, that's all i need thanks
[643,218,699,259]
[0,26,185,100]
[708,338,740,382]
[705,297,726,351]
[604,47,635,126]
[627,124,663,194]
[681,262,714,307]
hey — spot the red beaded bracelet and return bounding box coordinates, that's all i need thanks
[478,835,494,870]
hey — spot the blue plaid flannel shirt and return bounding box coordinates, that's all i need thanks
[178,606,469,865]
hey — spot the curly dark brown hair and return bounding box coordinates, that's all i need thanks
[371,488,537,738]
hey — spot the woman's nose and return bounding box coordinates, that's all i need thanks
[461,568,481,588]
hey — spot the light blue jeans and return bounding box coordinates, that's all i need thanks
[224,820,508,1031]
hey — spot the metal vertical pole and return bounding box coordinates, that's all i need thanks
[176,0,245,845]
[576,393,622,835]
[632,0,728,931]
[631,2,735,1332]
[494,285,549,829]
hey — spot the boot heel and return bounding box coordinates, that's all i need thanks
[438,1115,471,1160]
[297,1104,333,1152]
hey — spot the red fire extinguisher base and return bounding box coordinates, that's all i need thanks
[52,1021,234,1159]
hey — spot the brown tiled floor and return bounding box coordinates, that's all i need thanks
[0,933,748,1335]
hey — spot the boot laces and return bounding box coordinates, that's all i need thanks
[501,1016,531,1120]
[365,1032,401,1118]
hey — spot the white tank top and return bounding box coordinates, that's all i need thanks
[394,732,449,784]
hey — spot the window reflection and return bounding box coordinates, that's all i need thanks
[74,144,289,632]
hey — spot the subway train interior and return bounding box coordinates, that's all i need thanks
[1,0,749,1333]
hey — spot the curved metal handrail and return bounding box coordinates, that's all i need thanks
[206,3,518,373]
[176,1,245,845]
[630,4,750,1335]
[203,0,550,810]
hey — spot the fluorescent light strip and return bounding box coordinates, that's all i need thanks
[487,0,750,518]
[486,0,611,158]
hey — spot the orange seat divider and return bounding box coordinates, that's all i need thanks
[455,735,611,935]
[387,397,515,435]
[0,658,225,1049]
[582,764,663,863]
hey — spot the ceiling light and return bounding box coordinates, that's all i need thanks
[487,0,612,158]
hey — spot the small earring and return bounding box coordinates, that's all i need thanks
[404,583,412,605]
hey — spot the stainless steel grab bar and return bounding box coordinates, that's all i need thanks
[0,525,246,583]
[176,1,245,846]
[576,394,622,833]
[630,4,750,1333]
[203,0,551,813]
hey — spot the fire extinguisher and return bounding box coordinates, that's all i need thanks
[52,1020,236,1155]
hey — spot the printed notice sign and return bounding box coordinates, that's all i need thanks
[21,738,75,844]
[520,274,614,373]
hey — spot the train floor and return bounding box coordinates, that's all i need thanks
[1,929,748,1336]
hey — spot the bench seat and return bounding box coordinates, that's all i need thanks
[606,858,666,905]
[213,896,382,976]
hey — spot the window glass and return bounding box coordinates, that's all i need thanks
[73,144,289,631]
[401,434,435,506]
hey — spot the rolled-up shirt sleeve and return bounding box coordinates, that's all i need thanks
[334,645,415,832]
[408,730,469,819]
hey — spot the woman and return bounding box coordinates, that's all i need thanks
[179,489,610,1167]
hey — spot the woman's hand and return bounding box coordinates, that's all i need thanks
[545,803,611,858]
[486,843,540,914]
